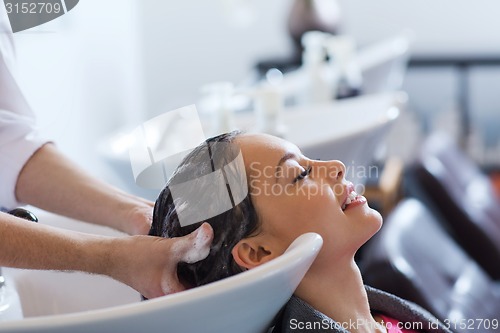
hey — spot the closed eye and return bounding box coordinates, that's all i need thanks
[293,166,312,184]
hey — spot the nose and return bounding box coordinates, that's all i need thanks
[315,159,345,183]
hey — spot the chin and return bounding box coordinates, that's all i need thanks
[370,204,383,224]
[371,205,383,222]
[362,205,384,239]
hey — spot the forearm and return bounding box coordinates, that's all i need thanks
[15,143,153,235]
[0,212,214,298]
[0,211,110,273]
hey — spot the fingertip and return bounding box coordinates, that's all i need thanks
[193,222,214,257]
[177,222,213,264]
[197,222,214,244]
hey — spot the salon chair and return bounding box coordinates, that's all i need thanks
[360,199,500,331]
[407,133,500,280]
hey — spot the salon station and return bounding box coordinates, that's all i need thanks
[1,1,499,332]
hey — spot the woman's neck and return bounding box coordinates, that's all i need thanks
[294,257,385,333]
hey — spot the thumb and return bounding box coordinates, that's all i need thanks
[158,223,213,296]
[171,222,214,264]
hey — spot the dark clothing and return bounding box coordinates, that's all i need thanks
[272,286,453,333]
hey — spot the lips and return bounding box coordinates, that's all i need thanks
[342,190,359,211]
[341,182,364,211]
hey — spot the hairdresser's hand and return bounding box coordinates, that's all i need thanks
[108,223,213,299]
[121,202,154,235]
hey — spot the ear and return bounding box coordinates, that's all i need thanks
[231,239,277,270]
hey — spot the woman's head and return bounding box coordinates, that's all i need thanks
[151,131,382,288]
[233,133,383,270]
[150,131,261,287]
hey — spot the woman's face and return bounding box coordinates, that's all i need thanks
[235,133,382,267]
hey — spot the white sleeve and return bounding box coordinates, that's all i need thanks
[0,13,48,210]
[0,111,48,210]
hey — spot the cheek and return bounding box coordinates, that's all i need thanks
[299,183,340,217]
[252,196,306,246]
[283,189,339,235]
[252,183,341,240]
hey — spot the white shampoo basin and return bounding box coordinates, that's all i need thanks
[0,211,322,333]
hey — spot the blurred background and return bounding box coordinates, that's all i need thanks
[13,0,500,180]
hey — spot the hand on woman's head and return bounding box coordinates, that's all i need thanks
[111,222,213,299]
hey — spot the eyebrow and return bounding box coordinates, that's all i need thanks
[275,152,297,183]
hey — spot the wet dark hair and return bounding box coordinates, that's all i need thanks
[149,131,261,287]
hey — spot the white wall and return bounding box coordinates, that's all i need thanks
[13,0,144,176]
[137,0,293,117]
[339,0,500,55]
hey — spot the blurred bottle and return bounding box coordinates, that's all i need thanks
[200,82,235,136]
[241,69,285,137]
[256,0,342,76]
[324,35,362,99]
[287,0,342,60]
[298,31,332,104]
